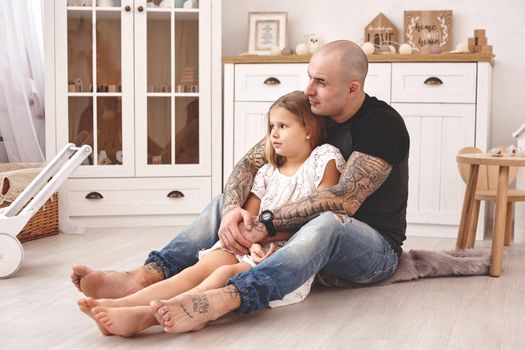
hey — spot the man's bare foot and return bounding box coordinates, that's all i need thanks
[92,305,158,337]
[150,285,242,333]
[71,263,164,299]
[77,298,111,336]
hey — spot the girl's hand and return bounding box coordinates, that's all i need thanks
[250,243,277,264]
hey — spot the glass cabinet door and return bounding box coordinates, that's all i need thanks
[57,0,134,177]
[135,0,211,176]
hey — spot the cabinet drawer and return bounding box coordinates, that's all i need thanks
[391,63,477,103]
[235,64,309,101]
[60,177,211,217]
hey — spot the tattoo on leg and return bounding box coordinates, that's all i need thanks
[180,304,195,319]
[144,262,166,279]
[192,295,209,314]
[223,285,241,300]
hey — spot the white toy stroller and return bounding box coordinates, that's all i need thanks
[0,143,91,278]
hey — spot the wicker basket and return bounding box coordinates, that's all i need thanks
[1,177,59,243]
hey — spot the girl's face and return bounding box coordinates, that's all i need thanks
[269,107,312,160]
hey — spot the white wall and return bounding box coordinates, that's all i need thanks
[222,0,525,148]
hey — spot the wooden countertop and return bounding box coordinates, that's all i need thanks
[223,53,494,65]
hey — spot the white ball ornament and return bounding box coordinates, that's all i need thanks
[399,43,413,55]
[454,42,469,53]
[295,43,308,56]
[361,42,375,55]
[270,46,282,55]
[389,45,397,54]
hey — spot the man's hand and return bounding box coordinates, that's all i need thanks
[250,243,277,264]
[218,206,254,255]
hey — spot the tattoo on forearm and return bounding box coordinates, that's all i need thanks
[273,152,392,231]
[192,295,209,314]
[223,139,266,214]
[250,217,265,233]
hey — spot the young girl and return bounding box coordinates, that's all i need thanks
[78,90,345,337]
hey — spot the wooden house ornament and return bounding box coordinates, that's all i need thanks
[468,29,493,54]
[365,13,398,50]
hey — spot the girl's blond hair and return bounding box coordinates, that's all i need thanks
[265,91,326,167]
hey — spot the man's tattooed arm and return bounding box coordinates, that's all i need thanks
[272,151,393,231]
[222,139,266,216]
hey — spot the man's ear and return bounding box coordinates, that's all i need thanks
[348,81,361,98]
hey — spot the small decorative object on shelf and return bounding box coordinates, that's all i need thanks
[115,150,123,164]
[281,47,293,55]
[365,13,398,52]
[398,43,413,54]
[489,148,503,157]
[75,78,83,92]
[361,42,375,55]
[468,29,493,54]
[404,10,452,54]
[152,155,162,165]
[98,150,112,164]
[294,42,308,55]
[177,66,197,93]
[159,0,173,8]
[270,46,282,55]
[512,123,525,155]
[306,33,319,54]
[97,0,115,7]
[506,145,518,156]
[450,42,469,53]
[147,2,158,8]
[183,0,198,9]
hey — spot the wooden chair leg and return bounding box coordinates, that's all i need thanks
[504,202,513,246]
[467,200,481,248]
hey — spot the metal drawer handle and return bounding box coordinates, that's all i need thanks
[424,77,443,85]
[263,77,281,85]
[124,5,131,11]
[85,191,103,200]
[137,5,144,12]
[167,190,185,198]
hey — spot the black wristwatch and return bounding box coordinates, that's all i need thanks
[259,210,277,237]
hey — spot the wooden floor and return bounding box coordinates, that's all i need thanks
[2,226,525,350]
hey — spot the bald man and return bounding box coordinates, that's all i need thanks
[71,40,409,332]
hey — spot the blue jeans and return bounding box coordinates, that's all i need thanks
[145,195,399,313]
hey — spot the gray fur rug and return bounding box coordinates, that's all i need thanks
[316,249,492,288]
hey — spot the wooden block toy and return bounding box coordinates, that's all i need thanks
[468,29,492,54]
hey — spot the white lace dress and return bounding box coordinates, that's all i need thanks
[199,144,346,307]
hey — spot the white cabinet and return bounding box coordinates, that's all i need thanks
[223,59,492,238]
[45,0,222,229]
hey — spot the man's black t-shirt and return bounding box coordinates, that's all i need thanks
[326,94,410,255]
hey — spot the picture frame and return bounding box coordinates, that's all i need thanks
[404,10,453,54]
[247,12,287,55]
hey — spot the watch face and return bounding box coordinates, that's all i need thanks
[261,210,273,222]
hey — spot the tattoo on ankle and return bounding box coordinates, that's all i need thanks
[192,295,209,314]
[144,262,165,279]
[223,285,241,300]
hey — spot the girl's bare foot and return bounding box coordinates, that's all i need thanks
[71,264,163,299]
[92,305,159,337]
[77,298,111,336]
[150,285,242,334]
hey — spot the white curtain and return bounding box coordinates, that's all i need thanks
[0,0,45,163]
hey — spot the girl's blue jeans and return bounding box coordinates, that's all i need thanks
[145,194,399,313]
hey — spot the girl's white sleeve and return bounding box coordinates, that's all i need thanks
[312,144,346,188]
[250,164,269,199]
